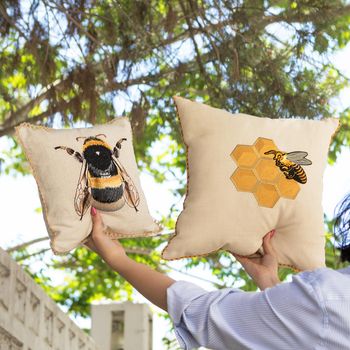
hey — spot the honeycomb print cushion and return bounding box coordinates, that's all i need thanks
[161,96,339,271]
[15,119,161,254]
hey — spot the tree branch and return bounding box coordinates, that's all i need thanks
[6,235,154,256]
[2,2,350,136]
[0,52,209,136]
[14,248,52,262]
[6,236,49,253]
[162,262,227,288]
[0,3,29,40]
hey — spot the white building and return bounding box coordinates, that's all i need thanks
[0,246,153,350]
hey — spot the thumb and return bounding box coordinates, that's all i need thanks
[263,230,276,256]
[91,207,104,234]
[89,207,125,265]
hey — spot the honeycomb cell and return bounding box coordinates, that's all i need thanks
[255,158,280,183]
[254,183,280,208]
[231,168,258,192]
[230,145,259,168]
[253,137,279,158]
[276,173,300,199]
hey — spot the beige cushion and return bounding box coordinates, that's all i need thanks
[161,96,340,271]
[15,119,161,254]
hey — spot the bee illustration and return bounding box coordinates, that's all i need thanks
[264,150,312,184]
[55,134,140,220]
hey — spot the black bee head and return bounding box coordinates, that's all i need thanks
[82,137,113,170]
[84,144,112,170]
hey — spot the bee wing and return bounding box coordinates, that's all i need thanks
[286,151,312,165]
[74,159,91,219]
[112,155,140,209]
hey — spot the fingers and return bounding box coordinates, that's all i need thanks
[89,207,124,261]
[84,239,93,249]
[232,253,254,268]
[84,242,96,252]
[91,206,104,237]
[233,253,247,262]
[263,230,277,256]
[84,237,99,253]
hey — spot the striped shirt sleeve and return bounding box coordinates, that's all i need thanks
[166,273,324,350]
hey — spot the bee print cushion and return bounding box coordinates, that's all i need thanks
[161,96,339,271]
[15,118,162,254]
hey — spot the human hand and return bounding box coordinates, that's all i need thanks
[232,230,280,290]
[85,206,175,312]
[85,207,127,267]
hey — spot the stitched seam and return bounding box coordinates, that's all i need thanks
[307,275,329,349]
[328,117,341,147]
[14,123,63,254]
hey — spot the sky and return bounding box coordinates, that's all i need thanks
[1,44,350,350]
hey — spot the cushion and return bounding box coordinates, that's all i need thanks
[161,96,340,271]
[15,118,161,254]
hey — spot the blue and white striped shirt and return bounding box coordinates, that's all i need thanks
[166,266,350,350]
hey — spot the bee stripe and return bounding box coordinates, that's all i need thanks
[296,167,306,176]
[88,174,123,189]
[83,140,111,151]
[293,165,307,183]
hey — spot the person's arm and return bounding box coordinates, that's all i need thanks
[85,207,281,308]
[86,208,320,349]
[85,207,176,312]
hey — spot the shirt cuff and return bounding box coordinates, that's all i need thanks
[167,280,245,349]
[167,280,209,324]
[167,280,210,349]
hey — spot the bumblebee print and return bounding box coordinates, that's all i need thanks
[55,134,140,220]
[264,150,312,184]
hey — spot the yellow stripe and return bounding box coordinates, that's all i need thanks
[88,174,123,189]
[83,139,111,151]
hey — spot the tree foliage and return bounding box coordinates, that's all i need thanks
[1,0,350,346]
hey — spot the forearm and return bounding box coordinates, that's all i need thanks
[106,253,176,312]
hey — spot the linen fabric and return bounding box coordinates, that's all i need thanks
[15,119,161,254]
[161,96,339,270]
[167,266,350,350]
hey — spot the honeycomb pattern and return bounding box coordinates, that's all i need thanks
[231,168,258,192]
[255,158,280,183]
[254,183,280,208]
[230,137,301,208]
[230,145,259,168]
[254,138,278,158]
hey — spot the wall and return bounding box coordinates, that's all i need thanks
[0,246,99,350]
